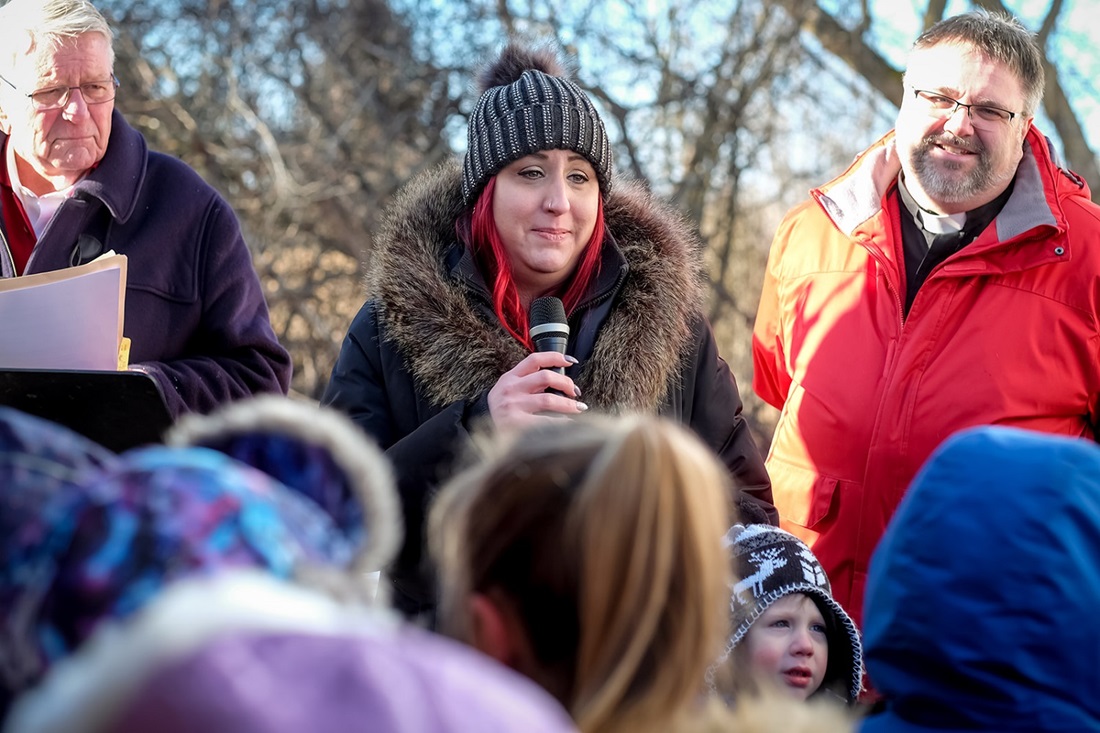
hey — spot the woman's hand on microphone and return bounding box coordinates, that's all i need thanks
[488,352,587,430]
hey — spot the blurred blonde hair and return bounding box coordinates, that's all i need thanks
[690,689,858,733]
[430,413,734,733]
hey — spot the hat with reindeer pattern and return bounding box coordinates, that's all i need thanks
[721,524,863,703]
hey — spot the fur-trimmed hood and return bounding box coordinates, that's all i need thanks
[367,161,706,412]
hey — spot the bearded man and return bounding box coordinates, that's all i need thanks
[752,9,1100,626]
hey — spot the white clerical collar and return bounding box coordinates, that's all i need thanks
[898,174,966,235]
[6,142,78,238]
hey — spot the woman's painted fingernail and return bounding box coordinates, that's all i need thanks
[573,385,582,398]
[565,355,579,364]
[576,402,589,412]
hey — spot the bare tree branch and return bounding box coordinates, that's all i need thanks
[773,0,903,106]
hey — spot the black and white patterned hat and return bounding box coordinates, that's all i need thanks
[461,44,613,206]
[720,524,863,703]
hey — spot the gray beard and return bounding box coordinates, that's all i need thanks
[909,133,998,205]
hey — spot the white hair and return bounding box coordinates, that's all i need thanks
[0,0,114,78]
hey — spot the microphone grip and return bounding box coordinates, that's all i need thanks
[529,297,571,398]
[535,335,569,375]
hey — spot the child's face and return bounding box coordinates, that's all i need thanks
[742,593,828,700]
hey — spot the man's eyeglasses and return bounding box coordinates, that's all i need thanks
[0,74,119,111]
[910,88,1017,129]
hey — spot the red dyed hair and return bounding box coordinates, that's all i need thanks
[469,176,605,349]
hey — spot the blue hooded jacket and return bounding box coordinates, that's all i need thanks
[860,426,1100,733]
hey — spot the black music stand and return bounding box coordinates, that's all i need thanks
[0,369,172,452]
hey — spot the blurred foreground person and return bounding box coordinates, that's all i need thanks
[2,397,575,733]
[860,426,1100,732]
[430,414,733,733]
[4,572,579,733]
[0,396,399,720]
[0,0,290,415]
[323,39,773,617]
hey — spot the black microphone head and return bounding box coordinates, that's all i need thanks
[528,296,569,348]
[529,296,567,329]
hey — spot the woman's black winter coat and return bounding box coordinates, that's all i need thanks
[323,162,775,616]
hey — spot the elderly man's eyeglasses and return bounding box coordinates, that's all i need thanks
[0,74,120,111]
[910,88,1017,129]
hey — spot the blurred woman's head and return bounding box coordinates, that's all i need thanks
[460,41,613,344]
[430,414,733,733]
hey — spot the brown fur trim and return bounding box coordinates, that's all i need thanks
[368,161,705,412]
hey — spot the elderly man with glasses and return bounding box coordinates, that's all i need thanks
[0,0,290,417]
[752,10,1100,629]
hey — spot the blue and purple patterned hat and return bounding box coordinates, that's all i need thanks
[0,397,400,715]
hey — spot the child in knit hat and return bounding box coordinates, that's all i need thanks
[713,524,862,705]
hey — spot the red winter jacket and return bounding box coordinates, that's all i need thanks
[752,125,1100,626]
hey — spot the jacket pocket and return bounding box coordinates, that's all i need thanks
[767,456,841,529]
[127,266,198,305]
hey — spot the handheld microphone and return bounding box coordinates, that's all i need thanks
[528,296,570,377]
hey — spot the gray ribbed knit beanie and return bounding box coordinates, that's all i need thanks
[461,42,613,206]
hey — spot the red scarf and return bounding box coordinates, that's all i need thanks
[0,140,37,275]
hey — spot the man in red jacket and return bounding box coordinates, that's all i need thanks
[753,9,1100,626]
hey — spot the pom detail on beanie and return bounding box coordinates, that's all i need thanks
[475,43,568,93]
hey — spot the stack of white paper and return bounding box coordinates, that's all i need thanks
[0,254,127,371]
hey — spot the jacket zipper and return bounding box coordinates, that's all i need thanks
[861,238,905,332]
